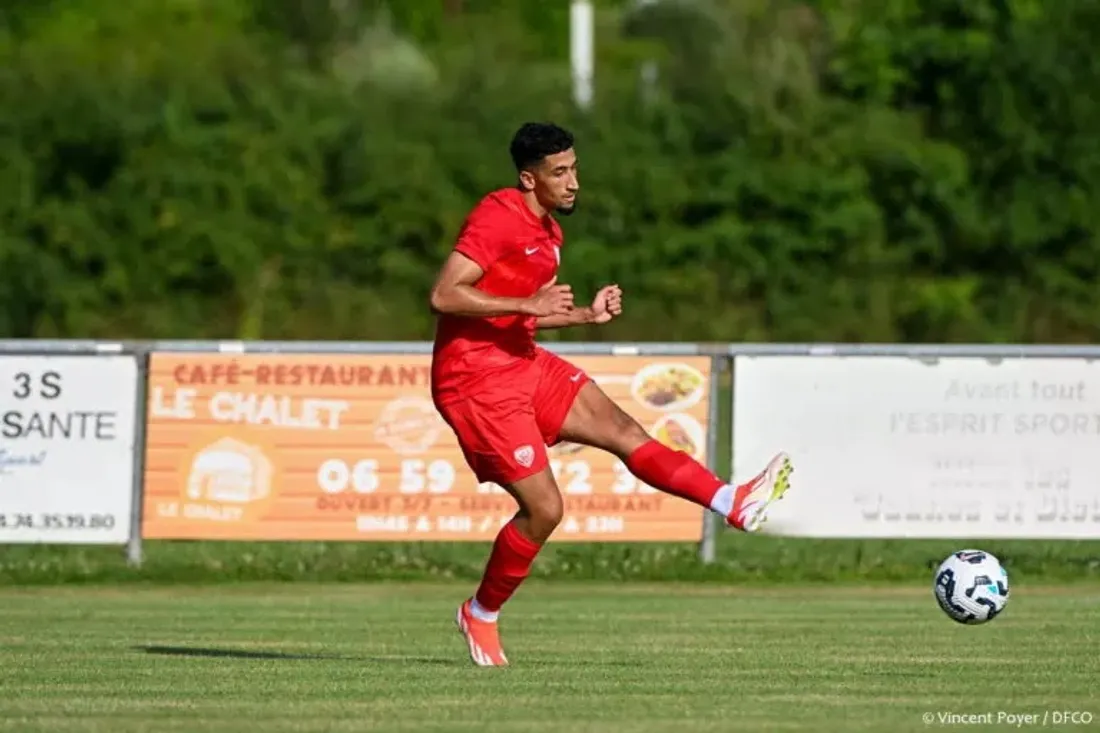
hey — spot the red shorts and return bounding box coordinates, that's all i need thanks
[434,348,589,485]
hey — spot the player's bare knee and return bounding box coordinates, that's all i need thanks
[508,469,563,541]
[517,496,561,544]
[528,491,563,532]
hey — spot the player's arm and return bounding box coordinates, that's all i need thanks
[429,253,574,318]
[537,284,623,328]
[535,309,597,329]
[429,252,529,317]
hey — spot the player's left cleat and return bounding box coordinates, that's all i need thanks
[725,452,794,532]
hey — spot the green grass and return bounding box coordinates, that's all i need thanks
[4,535,1100,585]
[2,583,1097,732]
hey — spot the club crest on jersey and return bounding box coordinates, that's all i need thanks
[513,445,535,468]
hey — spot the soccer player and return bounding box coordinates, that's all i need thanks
[429,122,793,667]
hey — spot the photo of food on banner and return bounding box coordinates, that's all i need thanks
[551,361,706,460]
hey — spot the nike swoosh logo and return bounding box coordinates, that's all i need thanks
[525,247,539,255]
[570,372,583,382]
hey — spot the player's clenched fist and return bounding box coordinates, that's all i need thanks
[590,284,623,324]
[522,277,574,317]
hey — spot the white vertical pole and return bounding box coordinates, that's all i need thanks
[570,0,594,109]
[126,348,150,567]
[634,0,658,103]
[699,354,722,564]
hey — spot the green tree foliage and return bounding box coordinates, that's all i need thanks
[0,0,1096,342]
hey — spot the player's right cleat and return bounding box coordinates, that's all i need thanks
[455,599,509,667]
[726,452,794,532]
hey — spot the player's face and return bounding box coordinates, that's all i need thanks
[527,149,579,216]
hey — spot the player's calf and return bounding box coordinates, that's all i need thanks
[456,467,563,666]
[474,468,560,614]
[624,443,793,532]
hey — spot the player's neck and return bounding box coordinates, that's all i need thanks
[518,188,551,220]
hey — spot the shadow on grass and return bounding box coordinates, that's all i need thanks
[135,644,459,665]
[135,644,641,668]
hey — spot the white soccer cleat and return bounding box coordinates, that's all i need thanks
[725,452,794,532]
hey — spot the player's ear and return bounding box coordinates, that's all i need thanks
[517,168,536,192]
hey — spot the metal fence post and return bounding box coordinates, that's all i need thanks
[727,349,737,520]
[698,353,723,564]
[126,346,151,566]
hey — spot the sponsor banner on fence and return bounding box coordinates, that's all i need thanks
[0,356,137,543]
[733,356,1100,539]
[142,353,711,541]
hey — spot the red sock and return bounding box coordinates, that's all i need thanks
[626,439,724,508]
[473,520,543,612]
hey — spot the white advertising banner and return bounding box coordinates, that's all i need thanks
[733,355,1100,539]
[0,356,137,543]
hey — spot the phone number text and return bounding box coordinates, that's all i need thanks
[0,513,116,531]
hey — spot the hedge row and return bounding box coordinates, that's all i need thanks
[1,0,1098,343]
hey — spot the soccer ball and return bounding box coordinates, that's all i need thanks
[933,549,1009,624]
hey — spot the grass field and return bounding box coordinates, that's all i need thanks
[5,371,1100,731]
[3,582,1097,732]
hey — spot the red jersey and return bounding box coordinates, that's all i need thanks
[431,187,563,405]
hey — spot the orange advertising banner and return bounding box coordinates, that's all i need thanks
[141,352,712,542]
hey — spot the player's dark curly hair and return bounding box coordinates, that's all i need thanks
[509,122,574,171]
